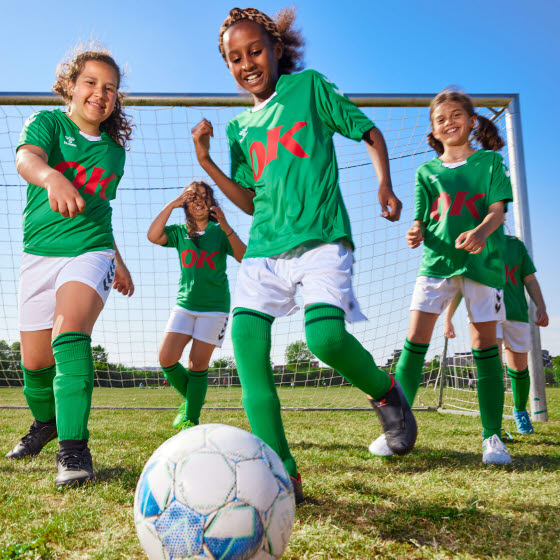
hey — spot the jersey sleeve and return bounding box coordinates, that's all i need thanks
[488,153,513,206]
[311,71,374,141]
[17,110,57,156]
[227,122,255,191]
[519,240,537,278]
[163,224,181,248]
[413,167,431,223]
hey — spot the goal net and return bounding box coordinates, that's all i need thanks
[0,93,530,414]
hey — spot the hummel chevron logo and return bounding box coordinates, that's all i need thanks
[239,127,248,142]
[64,135,77,147]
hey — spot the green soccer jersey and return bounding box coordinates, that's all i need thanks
[415,150,513,289]
[164,221,234,313]
[227,69,374,258]
[17,109,125,257]
[503,236,536,323]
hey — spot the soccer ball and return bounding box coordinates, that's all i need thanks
[134,424,296,560]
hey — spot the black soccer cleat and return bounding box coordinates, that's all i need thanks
[370,378,417,456]
[55,447,95,487]
[290,473,304,505]
[5,419,57,459]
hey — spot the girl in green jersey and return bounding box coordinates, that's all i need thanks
[6,47,134,487]
[369,89,514,465]
[444,226,549,435]
[148,181,246,429]
[191,7,417,503]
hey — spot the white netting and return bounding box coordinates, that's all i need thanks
[0,98,515,412]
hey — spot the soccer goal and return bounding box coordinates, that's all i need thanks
[0,92,546,419]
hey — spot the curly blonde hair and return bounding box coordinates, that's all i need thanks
[52,46,133,149]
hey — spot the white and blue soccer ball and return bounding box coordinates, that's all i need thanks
[134,424,296,560]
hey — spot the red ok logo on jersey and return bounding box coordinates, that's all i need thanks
[54,161,118,200]
[249,122,310,182]
[181,250,219,270]
[505,265,519,284]
[430,191,486,221]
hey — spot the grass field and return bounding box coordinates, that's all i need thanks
[1,388,559,559]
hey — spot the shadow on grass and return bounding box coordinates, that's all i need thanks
[300,491,560,558]
[95,464,143,490]
[293,440,560,473]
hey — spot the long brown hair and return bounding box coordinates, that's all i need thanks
[52,46,133,149]
[182,181,219,245]
[219,7,305,76]
[427,89,504,156]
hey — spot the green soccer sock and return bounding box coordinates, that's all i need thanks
[232,308,298,479]
[22,364,56,423]
[304,304,391,399]
[395,339,430,406]
[161,362,188,398]
[51,332,94,441]
[508,366,530,412]
[473,346,504,439]
[185,369,208,425]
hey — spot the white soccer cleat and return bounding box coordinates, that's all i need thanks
[368,434,394,457]
[482,434,511,465]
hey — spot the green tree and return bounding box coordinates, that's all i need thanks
[212,356,236,369]
[92,345,108,364]
[285,340,314,366]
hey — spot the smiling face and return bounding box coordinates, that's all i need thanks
[222,19,283,105]
[184,184,210,222]
[431,101,477,151]
[67,60,119,134]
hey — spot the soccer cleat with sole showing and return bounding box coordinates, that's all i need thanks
[5,419,57,459]
[513,410,534,434]
[482,434,512,465]
[55,447,95,487]
[290,473,304,505]
[370,378,417,456]
[368,433,394,457]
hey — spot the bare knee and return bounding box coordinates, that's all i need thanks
[159,346,181,369]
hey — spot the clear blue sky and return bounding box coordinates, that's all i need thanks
[1,0,558,358]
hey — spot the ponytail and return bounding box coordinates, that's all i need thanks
[473,115,505,152]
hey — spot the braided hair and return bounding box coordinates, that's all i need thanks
[219,7,304,75]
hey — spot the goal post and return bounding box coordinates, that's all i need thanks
[0,91,545,418]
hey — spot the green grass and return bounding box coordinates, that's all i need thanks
[1,389,559,559]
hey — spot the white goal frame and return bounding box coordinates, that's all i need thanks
[0,92,546,421]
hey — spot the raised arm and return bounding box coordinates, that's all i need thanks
[191,119,255,216]
[210,206,246,263]
[147,191,190,246]
[455,201,505,254]
[363,127,402,222]
[523,273,549,327]
[16,144,85,219]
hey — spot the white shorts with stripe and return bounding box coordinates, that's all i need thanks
[18,249,116,331]
[232,242,366,322]
[410,275,505,323]
[165,305,229,347]
[496,320,531,353]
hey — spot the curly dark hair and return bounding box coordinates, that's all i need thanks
[427,88,504,156]
[52,47,133,149]
[219,6,304,76]
[182,181,220,246]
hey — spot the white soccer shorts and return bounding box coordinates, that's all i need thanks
[232,242,366,322]
[496,320,532,353]
[410,275,505,323]
[165,305,229,347]
[19,249,116,331]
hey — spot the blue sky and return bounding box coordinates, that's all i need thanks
[0,0,558,361]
